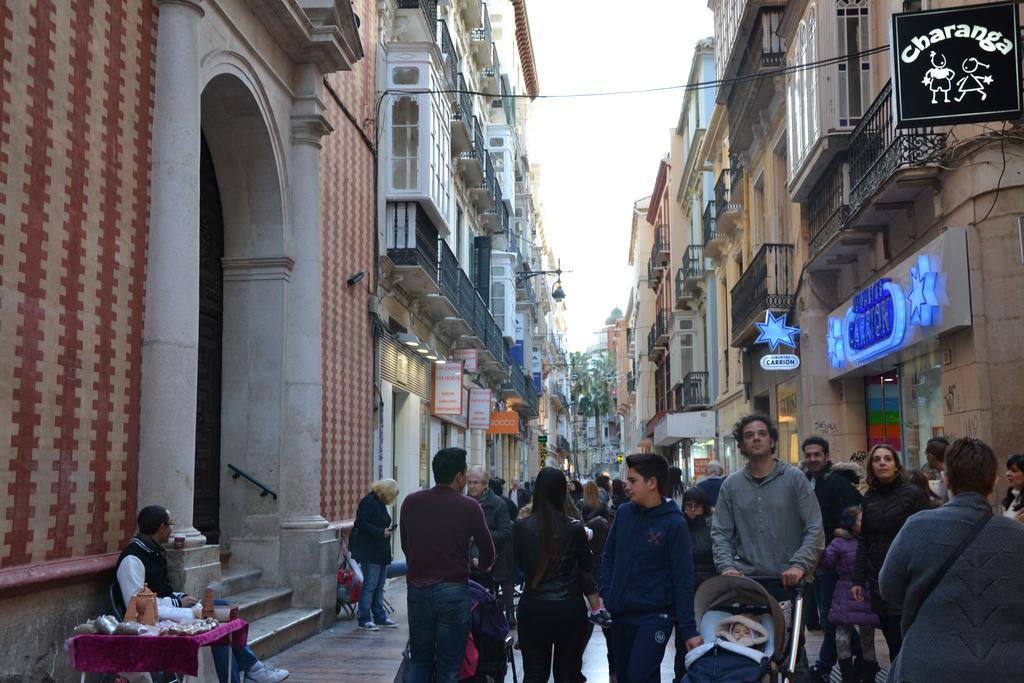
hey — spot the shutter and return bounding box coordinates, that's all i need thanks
[474,235,491,303]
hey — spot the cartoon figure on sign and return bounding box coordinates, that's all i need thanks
[955,57,993,102]
[921,51,955,104]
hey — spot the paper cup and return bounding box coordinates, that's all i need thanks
[214,606,232,622]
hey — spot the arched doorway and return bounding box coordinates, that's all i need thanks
[199,71,287,563]
[195,133,225,543]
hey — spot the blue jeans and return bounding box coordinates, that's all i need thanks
[813,569,860,669]
[407,582,471,683]
[211,599,259,683]
[358,563,389,624]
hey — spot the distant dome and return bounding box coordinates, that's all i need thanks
[605,307,624,324]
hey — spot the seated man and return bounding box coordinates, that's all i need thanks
[116,505,289,683]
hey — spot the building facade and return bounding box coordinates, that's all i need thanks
[376,0,553,561]
[0,0,372,679]
[704,0,1024,485]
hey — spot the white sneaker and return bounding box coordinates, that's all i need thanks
[244,660,289,683]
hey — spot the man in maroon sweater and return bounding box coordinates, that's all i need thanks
[400,447,495,683]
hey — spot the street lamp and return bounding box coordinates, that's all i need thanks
[516,259,570,303]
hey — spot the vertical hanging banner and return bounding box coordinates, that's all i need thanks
[454,348,479,373]
[432,361,464,416]
[468,389,492,430]
[891,2,1021,128]
[509,313,525,366]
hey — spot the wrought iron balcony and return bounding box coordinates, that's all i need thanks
[683,244,705,283]
[750,7,784,70]
[731,243,795,346]
[469,4,493,63]
[682,371,710,408]
[436,20,458,89]
[397,0,438,41]
[847,81,945,219]
[386,202,440,294]
[729,153,744,203]
[652,223,670,266]
[655,308,670,347]
[450,73,474,152]
[626,371,635,394]
[715,171,740,231]
[646,253,663,291]
[808,156,851,261]
[702,201,722,256]
[458,122,486,184]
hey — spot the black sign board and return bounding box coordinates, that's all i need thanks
[891,2,1021,128]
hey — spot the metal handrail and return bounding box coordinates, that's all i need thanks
[228,464,278,500]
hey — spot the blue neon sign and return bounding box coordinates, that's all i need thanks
[828,255,942,369]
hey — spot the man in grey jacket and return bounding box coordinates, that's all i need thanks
[711,415,824,680]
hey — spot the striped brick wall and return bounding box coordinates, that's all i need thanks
[320,0,378,522]
[0,0,155,569]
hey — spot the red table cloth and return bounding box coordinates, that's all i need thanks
[68,619,249,676]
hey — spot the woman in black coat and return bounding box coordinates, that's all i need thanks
[851,444,928,658]
[677,486,715,682]
[350,478,399,630]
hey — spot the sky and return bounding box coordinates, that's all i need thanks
[526,1,714,352]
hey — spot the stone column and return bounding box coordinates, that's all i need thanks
[139,0,204,545]
[279,63,338,611]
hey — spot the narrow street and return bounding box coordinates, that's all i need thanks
[266,578,890,682]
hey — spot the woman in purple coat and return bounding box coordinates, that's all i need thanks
[819,506,878,683]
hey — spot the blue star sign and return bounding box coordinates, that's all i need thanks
[906,255,939,326]
[755,311,799,352]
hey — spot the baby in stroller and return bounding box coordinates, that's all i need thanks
[683,575,803,683]
[716,614,770,649]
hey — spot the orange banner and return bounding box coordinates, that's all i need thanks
[487,411,519,435]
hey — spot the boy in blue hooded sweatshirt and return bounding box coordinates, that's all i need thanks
[600,453,703,682]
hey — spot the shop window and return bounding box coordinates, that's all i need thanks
[391,96,419,190]
[777,379,800,464]
[899,347,944,470]
[865,371,902,453]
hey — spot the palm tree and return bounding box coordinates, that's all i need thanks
[576,351,614,450]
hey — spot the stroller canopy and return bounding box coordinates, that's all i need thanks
[694,575,787,657]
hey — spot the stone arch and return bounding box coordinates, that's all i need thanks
[200,70,289,572]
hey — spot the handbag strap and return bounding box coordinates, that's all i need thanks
[906,511,991,632]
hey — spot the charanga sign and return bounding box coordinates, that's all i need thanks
[891,2,1021,127]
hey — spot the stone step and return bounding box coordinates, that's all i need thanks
[212,565,262,598]
[221,587,293,623]
[247,607,323,661]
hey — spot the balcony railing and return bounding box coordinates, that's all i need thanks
[653,223,670,259]
[715,171,739,222]
[437,238,460,307]
[847,81,945,217]
[682,371,710,408]
[729,153,744,202]
[386,203,439,282]
[675,266,686,306]
[436,20,458,88]
[683,244,705,282]
[470,4,493,56]
[397,0,438,40]
[808,157,850,259]
[647,327,657,358]
[647,253,662,290]
[656,308,670,345]
[702,201,718,246]
[750,7,784,69]
[731,243,795,344]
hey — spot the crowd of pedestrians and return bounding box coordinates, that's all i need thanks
[354,416,1024,683]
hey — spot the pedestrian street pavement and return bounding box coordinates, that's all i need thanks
[266,577,889,682]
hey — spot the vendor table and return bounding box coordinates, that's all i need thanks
[68,619,249,682]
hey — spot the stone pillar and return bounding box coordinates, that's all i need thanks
[139,0,203,544]
[279,63,337,612]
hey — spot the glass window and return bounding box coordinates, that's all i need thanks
[391,97,419,190]
[898,346,944,470]
[777,379,800,464]
[837,1,871,127]
[392,66,419,85]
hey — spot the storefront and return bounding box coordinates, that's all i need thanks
[825,228,971,467]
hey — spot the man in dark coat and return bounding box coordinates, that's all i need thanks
[488,477,519,624]
[802,436,864,682]
[467,466,512,591]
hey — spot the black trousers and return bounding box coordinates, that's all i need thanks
[517,596,589,683]
[879,613,903,660]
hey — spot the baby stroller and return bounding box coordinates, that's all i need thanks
[683,575,806,683]
[464,580,517,683]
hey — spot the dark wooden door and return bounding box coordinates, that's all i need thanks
[195,135,224,544]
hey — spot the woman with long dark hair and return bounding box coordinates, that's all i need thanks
[667,466,686,508]
[851,444,928,659]
[513,467,593,683]
[1002,453,1024,522]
